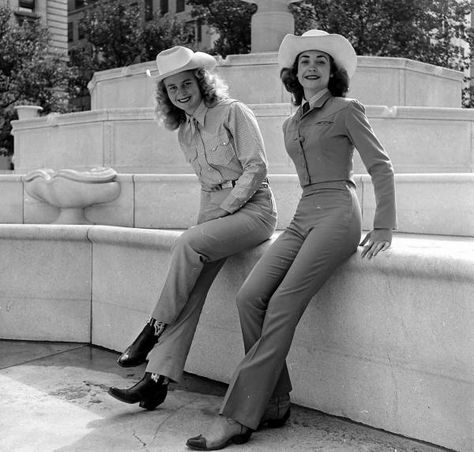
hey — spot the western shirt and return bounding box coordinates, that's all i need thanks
[178,99,268,214]
[283,91,397,229]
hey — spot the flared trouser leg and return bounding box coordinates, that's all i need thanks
[150,190,276,324]
[221,187,361,429]
[146,259,225,382]
[145,188,277,382]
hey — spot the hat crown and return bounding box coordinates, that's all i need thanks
[301,30,329,38]
[277,28,357,77]
[156,46,194,76]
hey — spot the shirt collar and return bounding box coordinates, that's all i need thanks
[186,100,208,128]
[304,88,330,108]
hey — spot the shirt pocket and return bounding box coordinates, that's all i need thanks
[314,120,335,126]
[205,132,236,167]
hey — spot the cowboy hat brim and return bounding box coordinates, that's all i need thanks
[278,33,357,78]
[156,51,217,82]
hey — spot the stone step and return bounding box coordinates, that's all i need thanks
[1,172,472,237]
[11,104,474,174]
[0,224,472,452]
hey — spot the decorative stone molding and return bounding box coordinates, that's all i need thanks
[23,167,121,224]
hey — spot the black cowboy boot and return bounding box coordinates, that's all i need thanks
[108,372,168,410]
[117,319,166,367]
[258,393,291,429]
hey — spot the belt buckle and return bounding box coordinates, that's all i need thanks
[221,180,233,189]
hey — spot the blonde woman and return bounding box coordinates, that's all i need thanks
[108,46,277,410]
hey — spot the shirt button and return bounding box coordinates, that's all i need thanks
[299,137,305,143]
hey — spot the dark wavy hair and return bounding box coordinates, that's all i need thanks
[280,53,350,106]
[155,68,229,130]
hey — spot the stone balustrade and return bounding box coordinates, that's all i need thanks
[0,224,472,452]
[1,173,473,237]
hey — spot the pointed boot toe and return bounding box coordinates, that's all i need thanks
[186,434,208,450]
[108,386,139,404]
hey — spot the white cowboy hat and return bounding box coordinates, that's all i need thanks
[278,29,357,78]
[155,46,217,82]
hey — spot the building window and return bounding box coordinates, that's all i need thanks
[185,21,195,42]
[78,19,85,40]
[160,0,168,14]
[145,0,153,20]
[176,0,185,13]
[68,22,74,43]
[14,11,39,26]
[19,0,35,10]
[196,18,202,42]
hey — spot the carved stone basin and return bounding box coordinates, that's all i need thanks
[23,167,121,224]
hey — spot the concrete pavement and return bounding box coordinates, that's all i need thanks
[0,340,451,452]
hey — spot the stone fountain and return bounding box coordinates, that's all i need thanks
[1,4,473,451]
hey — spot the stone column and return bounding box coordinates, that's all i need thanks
[243,0,302,53]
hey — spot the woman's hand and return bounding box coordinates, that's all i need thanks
[200,208,231,223]
[360,229,392,259]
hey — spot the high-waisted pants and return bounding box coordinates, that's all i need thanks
[145,186,277,383]
[220,181,362,430]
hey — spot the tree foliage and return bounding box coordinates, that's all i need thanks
[187,0,471,73]
[294,0,472,72]
[69,0,196,106]
[187,0,256,57]
[0,6,74,156]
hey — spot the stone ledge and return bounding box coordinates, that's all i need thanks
[3,173,472,237]
[0,224,472,451]
[11,106,474,175]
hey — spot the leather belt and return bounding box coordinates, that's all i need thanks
[216,177,270,190]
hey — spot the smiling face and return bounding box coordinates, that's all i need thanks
[164,70,202,115]
[296,50,332,100]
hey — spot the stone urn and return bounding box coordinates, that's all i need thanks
[24,167,121,224]
[243,0,302,53]
[14,105,43,120]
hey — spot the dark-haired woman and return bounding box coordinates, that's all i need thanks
[108,46,277,410]
[186,30,396,450]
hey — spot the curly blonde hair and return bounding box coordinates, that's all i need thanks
[155,68,229,130]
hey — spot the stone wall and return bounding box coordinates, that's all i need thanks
[0,224,472,452]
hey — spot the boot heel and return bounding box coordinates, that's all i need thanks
[138,386,168,411]
[262,406,291,429]
[139,399,159,411]
[232,429,252,445]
